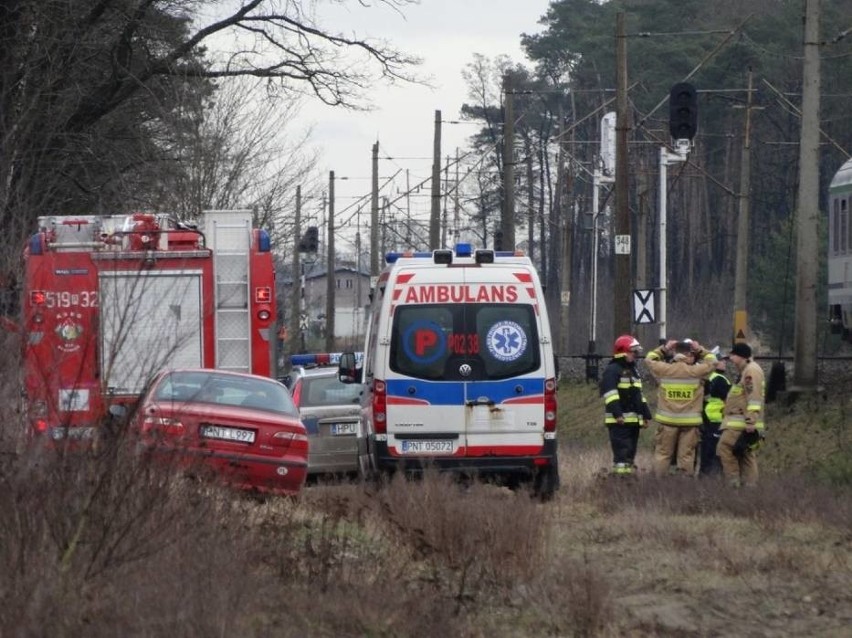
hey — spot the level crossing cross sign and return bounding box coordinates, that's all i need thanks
[633,289,655,324]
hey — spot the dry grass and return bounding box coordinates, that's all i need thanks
[0,368,850,636]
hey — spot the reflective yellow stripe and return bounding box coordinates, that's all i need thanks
[654,411,704,426]
[660,378,701,387]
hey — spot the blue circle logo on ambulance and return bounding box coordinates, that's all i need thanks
[486,320,528,362]
[402,320,446,364]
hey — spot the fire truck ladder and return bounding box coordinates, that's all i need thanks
[207,211,253,373]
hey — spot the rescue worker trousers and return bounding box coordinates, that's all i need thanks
[607,424,640,468]
[653,424,699,477]
[717,429,759,487]
[698,422,722,476]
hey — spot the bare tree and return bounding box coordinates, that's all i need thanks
[0,0,421,258]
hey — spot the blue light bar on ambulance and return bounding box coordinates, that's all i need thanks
[455,243,473,257]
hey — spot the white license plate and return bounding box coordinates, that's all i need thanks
[398,439,456,455]
[200,425,255,444]
[330,422,357,436]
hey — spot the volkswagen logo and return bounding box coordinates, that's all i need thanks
[459,363,472,377]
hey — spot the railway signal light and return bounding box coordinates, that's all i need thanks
[669,82,698,141]
[299,226,319,253]
[494,229,504,251]
[306,226,319,252]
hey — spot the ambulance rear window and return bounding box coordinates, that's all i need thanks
[389,304,540,381]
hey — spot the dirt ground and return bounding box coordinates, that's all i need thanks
[533,448,852,638]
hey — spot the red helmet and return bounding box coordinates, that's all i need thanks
[613,334,641,356]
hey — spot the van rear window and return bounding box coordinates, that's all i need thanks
[389,304,540,381]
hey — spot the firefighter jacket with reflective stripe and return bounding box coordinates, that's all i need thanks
[645,347,716,427]
[600,356,652,426]
[721,360,765,431]
[703,371,732,424]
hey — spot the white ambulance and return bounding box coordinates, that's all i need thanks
[338,244,559,498]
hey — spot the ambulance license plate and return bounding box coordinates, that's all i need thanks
[200,425,255,444]
[399,439,455,455]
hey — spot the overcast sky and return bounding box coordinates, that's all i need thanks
[297,0,553,251]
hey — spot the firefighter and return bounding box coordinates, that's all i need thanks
[600,335,652,476]
[645,339,717,477]
[717,342,765,487]
[699,349,731,476]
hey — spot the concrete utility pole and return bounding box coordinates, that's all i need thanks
[733,69,756,345]
[355,230,363,339]
[371,141,379,275]
[288,185,302,357]
[560,93,576,356]
[613,12,631,337]
[441,155,449,247]
[325,171,336,352]
[502,73,515,250]
[430,110,442,249]
[453,148,460,244]
[793,0,821,389]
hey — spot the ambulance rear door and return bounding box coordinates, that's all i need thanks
[460,264,546,458]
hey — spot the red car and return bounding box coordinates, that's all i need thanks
[133,369,308,496]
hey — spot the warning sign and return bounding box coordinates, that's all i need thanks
[633,289,655,324]
[734,310,748,342]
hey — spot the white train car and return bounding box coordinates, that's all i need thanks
[828,157,852,341]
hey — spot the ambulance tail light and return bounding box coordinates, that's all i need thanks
[372,379,387,434]
[544,378,557,432]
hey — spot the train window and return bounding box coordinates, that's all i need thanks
[842,198,848,253]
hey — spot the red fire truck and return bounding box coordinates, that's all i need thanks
[20,209,277,442]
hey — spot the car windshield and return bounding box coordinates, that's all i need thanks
[300,374,362,407]
[389,303,540,381]
[153,371,299,417]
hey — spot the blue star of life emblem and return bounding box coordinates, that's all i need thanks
[486,320,528,362]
